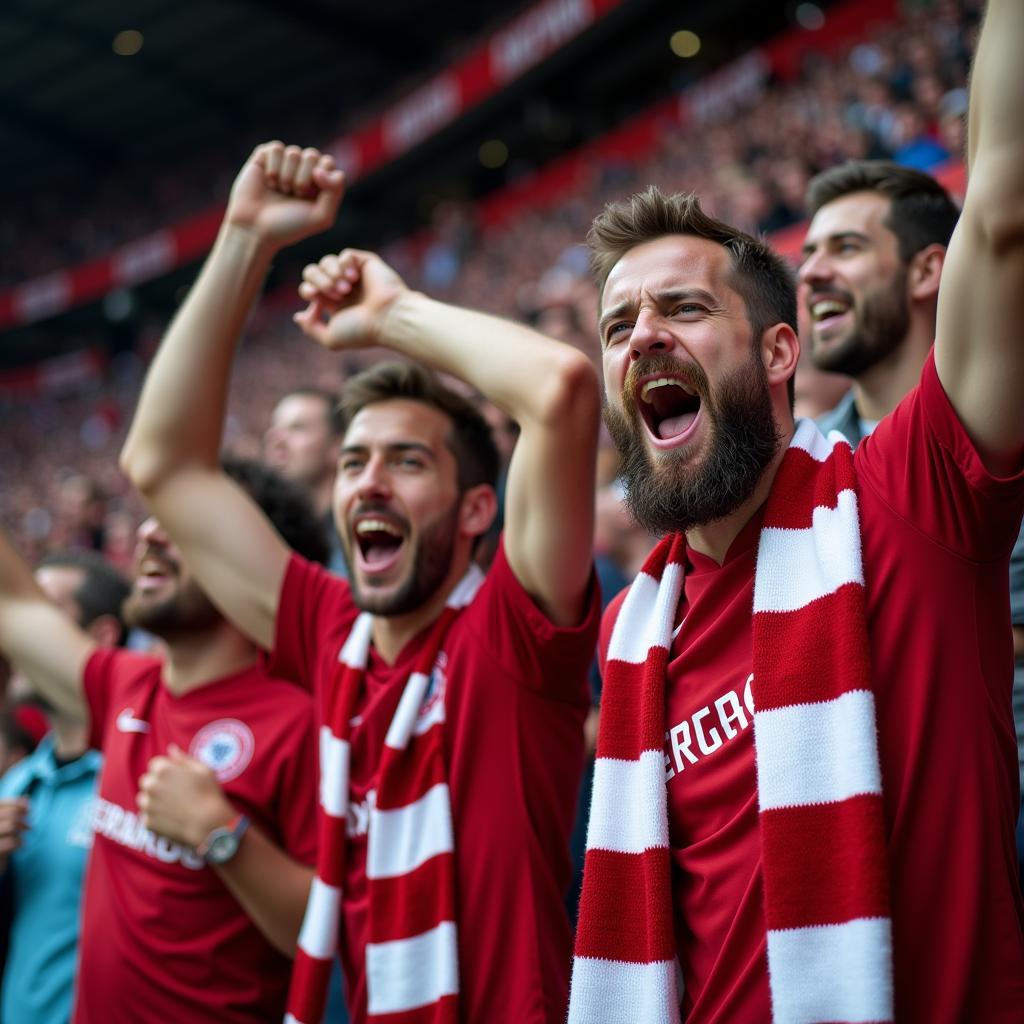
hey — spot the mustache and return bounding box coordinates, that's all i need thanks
[348,502,411,535]
[134,545,179,575]
[620,355,710,416]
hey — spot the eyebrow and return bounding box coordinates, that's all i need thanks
[339,441,437,460]
[801,230,871,257]
[598,287,718,335]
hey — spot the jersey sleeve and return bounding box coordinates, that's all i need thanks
[857,350,1024,561]
[465,537,600,704]
[266,554,354,696]
[81,647,148,752]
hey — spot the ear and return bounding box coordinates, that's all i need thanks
[761,323,800,393]
[458,484,498,540]
[908,243,945,302]
[86,613,123,650]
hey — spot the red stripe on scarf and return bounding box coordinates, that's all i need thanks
[764,446,859,529]
[369,994,460,1024]
[759,794,891,930]
[373,730,448,809]
[574,848,676,962]
[598,646,672,759]
[289,953,335,1023]
[318,808,348,889]
[368,855,457,943]
[753,584,871,710]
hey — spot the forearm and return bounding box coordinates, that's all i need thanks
[121,224,274,492]
[381,291,596,430]
[214,825,314,957]
[382,291,600,622]
[968,1,1024,173]
[0,531,90,721]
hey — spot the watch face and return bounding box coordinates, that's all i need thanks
[205,830,240,865]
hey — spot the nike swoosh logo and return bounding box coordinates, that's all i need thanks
[116,708,150,734]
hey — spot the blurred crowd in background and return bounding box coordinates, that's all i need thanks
[0,0,980,590]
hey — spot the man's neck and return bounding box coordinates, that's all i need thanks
[161,623,258,695]
[51,716,89,760]
[369,557,474,665]
[852,329,931,422]
[686,423,795,566]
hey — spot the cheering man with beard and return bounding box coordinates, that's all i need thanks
[800,161,959,445]
[569,4,1024,1022]
[0,459,326,1024]
[120,140,600,1023]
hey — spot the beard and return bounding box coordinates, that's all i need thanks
[809,266,910,376]
[604,351,781,537]
[123,577,223,639]
[345,502,460,617]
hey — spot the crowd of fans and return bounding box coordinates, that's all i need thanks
[0,0,979,582]
[2,1,1022,1021]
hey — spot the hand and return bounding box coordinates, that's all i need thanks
[293,248,409,350]
[225,141,345,250]
[137,745,235,849]
[0,798,29,871]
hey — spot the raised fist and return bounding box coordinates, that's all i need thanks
[293,248,409,350]
[225,141,345,250]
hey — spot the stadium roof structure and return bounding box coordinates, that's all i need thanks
[1,0,851,373]
[0,0,540,196]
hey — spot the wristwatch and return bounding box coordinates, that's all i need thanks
[196,813,250,866]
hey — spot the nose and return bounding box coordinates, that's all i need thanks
[797,248,833,290]
[355,455,392,501]
[628,309,675,362]
[136,516,168,546]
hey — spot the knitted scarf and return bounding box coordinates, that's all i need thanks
[568,421,893,1024]
[286,565,484,1024]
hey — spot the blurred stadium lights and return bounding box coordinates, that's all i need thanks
[112,29,144,56]
[102,288,135,324]
[670,30,701,59]
[794,4,826,30]
[478,139,510,169]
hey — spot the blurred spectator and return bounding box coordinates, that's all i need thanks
[263,387,347,575]
[0,707,46,777]
[0,547,128,1024]
[55,473,108,553]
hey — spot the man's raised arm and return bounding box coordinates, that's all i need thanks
[934,0,1024,475]
[0,530,91,722]
[296,250,601,626]
[121,144,345,648]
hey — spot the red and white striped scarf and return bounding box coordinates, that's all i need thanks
[286,565,484,1024]
[569,421,893,1024]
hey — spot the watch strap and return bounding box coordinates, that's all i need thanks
[196,813,250,863]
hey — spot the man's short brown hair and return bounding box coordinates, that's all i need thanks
[588,186,797,401]
[338,361,499,493]
[805,160,960,262]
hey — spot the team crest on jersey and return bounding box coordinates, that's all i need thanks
[419,650,448,722]
[190,719,255,782]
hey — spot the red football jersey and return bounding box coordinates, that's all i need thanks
[601,353,1024,1022]
[269,539,599,1023]
[76,650,317,1024]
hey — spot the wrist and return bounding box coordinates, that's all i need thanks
[376,288,426,349]
[196,813,251,866]
[188,797,236,851]
[217,220,279,265]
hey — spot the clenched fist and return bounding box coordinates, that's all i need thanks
[225,141,345,251]
[136,744,235,850]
